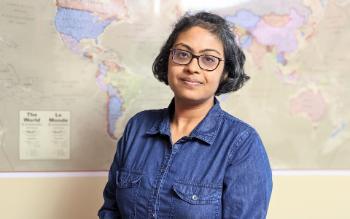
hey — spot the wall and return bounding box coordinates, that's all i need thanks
[0,173,349,219]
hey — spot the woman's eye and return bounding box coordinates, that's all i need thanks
[177,51,189,58]
[203,56,215,63]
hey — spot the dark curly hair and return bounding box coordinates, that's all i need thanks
[152,11,249,95]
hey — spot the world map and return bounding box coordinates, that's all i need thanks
[0,0,349,171]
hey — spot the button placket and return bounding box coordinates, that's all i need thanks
[152,142,180,218]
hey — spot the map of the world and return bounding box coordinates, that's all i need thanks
[0,0,349,171]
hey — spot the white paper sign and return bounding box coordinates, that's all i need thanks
[19,111,70,160]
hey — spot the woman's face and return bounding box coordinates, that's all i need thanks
[167,26,225,105]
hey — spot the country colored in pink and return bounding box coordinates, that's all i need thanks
[96,63,108,91]
[56,0,128,20]
[263,13,290,27]
[247,39,267,68]
[103,60,123,72]
[290,89,327,123]
[275,68,301,84]
[251,9,306,53]
[60,34,81,54]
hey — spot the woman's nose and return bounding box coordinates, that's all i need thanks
[185,56,201,74]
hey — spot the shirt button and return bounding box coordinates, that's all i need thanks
[191,194,198,201]
[152,213,156,218]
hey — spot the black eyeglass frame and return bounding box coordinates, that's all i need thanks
[170,48,224,71]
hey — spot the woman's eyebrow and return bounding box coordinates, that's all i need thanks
[199,48,222,56]
[173,43,222,55]
[173,43,193,51]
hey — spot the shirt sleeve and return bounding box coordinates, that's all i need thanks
[222,129,273,219]
[97,138,122,219]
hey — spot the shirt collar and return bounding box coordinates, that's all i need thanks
[146,97,224,146]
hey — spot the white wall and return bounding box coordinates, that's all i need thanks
[0,174,349,219]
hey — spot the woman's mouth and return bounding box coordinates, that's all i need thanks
[181,78,203,86]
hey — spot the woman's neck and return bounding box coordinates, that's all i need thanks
[170,97,214,143]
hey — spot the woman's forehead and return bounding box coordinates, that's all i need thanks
[173,26,224,53]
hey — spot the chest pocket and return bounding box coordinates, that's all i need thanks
[171,182,221,219]
[115,170,142,218]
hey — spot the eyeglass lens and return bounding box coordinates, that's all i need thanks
[171,49,221,71]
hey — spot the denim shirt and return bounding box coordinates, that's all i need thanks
[98,98,272,219]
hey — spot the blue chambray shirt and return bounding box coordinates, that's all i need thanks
[98,98,272,219]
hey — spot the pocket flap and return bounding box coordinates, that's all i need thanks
[172,182,221,205]
[115,170,142,188]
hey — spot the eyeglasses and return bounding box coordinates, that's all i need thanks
[170,48,224,71]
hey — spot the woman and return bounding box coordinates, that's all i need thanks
[98,12,272,219]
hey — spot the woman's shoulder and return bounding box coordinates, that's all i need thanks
[219,111,268,165]
[219,109,265,149]
[129,108,166,121]
[220,110,257,134]
[123,108,167,130]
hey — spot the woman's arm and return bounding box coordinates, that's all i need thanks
[222,130,273,218]
[98,140,122,219]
